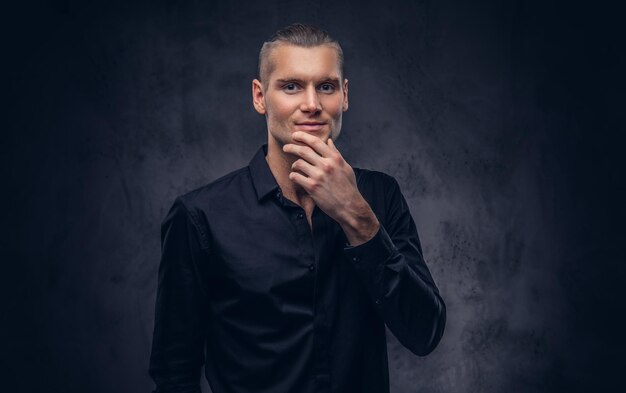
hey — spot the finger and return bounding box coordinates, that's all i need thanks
[291,158,322,179]
[288,171,317,193]
[283,143,322,165]
[292,131,332,157]
[328,137,338,151]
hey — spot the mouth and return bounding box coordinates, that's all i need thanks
[294,122,326,131]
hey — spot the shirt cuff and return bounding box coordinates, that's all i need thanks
[342,225,398,268]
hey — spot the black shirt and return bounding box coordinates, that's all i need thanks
[149,144,446,393]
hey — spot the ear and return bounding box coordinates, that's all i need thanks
[252,79,266,115]
[342,78,349,112]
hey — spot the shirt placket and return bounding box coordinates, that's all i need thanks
[276,189,332,393]
[310,207,332,392]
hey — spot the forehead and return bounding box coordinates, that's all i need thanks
[267,44,341,81]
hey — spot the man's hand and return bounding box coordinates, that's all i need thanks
[283,131,380,246]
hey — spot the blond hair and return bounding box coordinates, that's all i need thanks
[258,23,344,89]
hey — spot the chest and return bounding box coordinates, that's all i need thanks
[205,202,344,304]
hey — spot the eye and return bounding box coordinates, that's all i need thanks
[282,83,299,93]
[318,83,335,93]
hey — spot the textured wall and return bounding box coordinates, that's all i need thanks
[4,1,624,392]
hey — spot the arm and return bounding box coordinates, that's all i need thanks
[342,174,446,356]
[283,132,445,356]
[149,197,209,393]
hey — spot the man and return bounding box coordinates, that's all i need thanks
[149,23,446,393]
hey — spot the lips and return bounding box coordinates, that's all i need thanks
[295,122,326,131]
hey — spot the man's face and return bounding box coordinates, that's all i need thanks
[252,44,349,147]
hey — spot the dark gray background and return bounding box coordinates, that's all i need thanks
[3,0,624,392]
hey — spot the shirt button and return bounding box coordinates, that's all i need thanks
[375,299,382,305]
[297,212,304,219]
[308,264,315,272]
[352,256,359,262]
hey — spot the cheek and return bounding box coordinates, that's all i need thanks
[323,96,344,117]
[268,98,296,122]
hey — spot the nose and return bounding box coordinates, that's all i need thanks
[300,85,322,113]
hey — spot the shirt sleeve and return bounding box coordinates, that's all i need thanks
[149,197,209,393]
[342,175,446,356]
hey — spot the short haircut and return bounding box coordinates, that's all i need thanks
[258,23,344,89]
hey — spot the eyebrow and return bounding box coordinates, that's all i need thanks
[275,77,341,85]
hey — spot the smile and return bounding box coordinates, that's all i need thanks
[295,122,326,131]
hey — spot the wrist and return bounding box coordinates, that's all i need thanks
[339,196,380,246]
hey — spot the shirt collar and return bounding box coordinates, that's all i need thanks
[249,143,280,201]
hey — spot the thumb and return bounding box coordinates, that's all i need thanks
[328,137,337,150]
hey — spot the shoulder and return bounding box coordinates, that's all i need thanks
[164,165,251,223]
[353,167,400,193]
[161,165,252,246]
[176,166,250,209]
[352,167,404,220]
